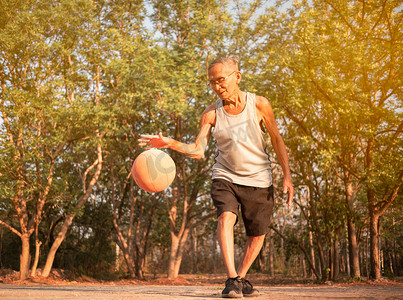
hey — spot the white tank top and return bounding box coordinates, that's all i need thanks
[212,92,272,187]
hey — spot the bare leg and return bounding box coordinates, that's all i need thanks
[217,211,238,278]
[237,235,265,278]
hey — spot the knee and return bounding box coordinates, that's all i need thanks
[248,234,266,245]
[218,211,237,228]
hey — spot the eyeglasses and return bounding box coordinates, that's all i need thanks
[208,71,236,87]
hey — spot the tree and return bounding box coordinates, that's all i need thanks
[0,0,110,279]
[0,0,77,280]
[250,0,402,279]
[146,0,233,278]
[1,0,400,281]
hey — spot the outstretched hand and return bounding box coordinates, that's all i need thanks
[138,132,170,149]
[283,177,294,208]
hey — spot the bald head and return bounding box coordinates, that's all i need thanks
[208,56,239,71]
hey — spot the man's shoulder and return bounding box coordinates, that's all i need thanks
[254,94,269,105]
[201,102,217,125]
[203,102,218,115]
[254,95,272,110]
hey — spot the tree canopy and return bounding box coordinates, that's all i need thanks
[0,0,401,281]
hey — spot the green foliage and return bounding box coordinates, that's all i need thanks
[245,0,402,279]
[0,0,401,279]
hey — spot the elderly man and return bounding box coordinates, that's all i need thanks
[139,56,294,298]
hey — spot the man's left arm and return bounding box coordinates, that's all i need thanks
[256,96,294,207]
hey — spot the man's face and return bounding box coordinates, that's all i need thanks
[208,63,239,100]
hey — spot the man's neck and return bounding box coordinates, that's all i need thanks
[223,90,245,107]
[222,91,247,115]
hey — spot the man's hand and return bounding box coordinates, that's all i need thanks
[138,132,170,149]
[283,177,294,208]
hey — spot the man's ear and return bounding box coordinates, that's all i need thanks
[236,71,242,84]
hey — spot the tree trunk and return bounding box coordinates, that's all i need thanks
[388,252,394,276]
[268,229,274,276]
[191,227,198,273]
[364,232,370,277]
[168,234,180,278]
[41,215,74,277]
[333,239,340,280]
[331,227,343,281]
[168,228,190,279]
[111,173,137,278]
[135,245,145,279]
[345,181,360,278]
[329,247,334,280]
[30,239,41,277]
[308,229,316,279]
[41,141,103,278]
[113,208,136,278]
[20,234,31,280]
[365,139,381,280]
[115,243,120,272]
[30,225,41,277]
[316,236,327,281]
[307,185,326,281]
[134,194,158,280]
[369,208,381,279]
[346,242,350,275]
[115,236,136,278]
[301,255,307,278]
[347,217,360,278]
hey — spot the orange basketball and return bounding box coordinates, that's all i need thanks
[131,149,176,193]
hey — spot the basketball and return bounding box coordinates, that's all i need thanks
[131,149,176,193]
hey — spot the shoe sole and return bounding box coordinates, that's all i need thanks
[244,292,260,297]
[222,291,243,298]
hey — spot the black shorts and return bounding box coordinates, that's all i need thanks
[211,178,274,236]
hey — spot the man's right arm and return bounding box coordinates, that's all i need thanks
[138,103,216,160]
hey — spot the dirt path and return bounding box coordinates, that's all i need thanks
[1,284,402,300]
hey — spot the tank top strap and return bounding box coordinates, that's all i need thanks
[216,98,223,109]
[246,92,256,110]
